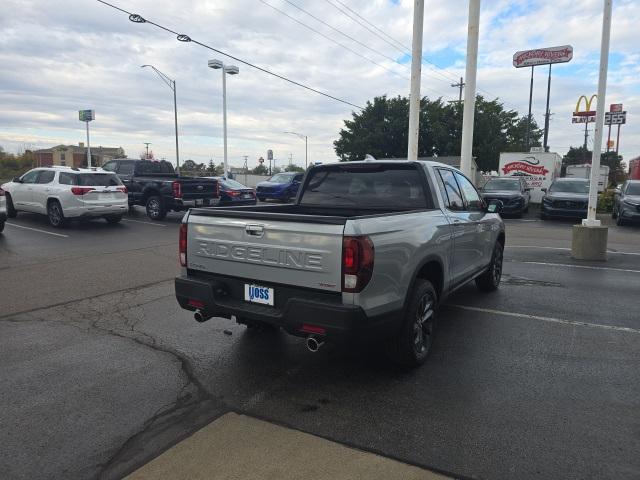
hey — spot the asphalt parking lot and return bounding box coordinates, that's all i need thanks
[1,208,639,480]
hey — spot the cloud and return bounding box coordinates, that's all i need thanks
[0,0,638,168]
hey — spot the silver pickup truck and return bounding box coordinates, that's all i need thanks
[175,160,505,367]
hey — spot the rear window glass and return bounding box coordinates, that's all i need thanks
[118,162,134,175]
[299,165,429,209]
[221,179,248,190]
[76,173,122,186]
[137,161,174,175]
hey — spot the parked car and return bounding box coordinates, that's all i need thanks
[612,180,640,226]
[480,176,530,217]
[1,167,128,227]
[215,178,256,206]
[0,186,7,233]
[102,159,220,220]
[256,172,304,202]
[175,160,505,367]
[540,178,590,220]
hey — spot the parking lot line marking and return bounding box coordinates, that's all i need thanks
[515,261,640,274]
[5,223,69,238]
[447,304,640,335]
[507,245,640,256]
[122,218,167,227]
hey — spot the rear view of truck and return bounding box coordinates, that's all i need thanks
[175,160,504,366]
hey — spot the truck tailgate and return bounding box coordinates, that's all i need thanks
[186,214,345,292]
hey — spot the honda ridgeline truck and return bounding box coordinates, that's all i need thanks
[175,160,505,367]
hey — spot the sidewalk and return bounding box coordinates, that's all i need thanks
[127,412,450,480]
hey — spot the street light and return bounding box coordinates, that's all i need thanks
[284,131,308,168]
[208,59,239,178]
[141,65,180,172]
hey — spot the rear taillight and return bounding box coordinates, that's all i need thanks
[71,187,93,195]
[342,236,374,293]
[179,223,187,267]
[172,181,182,199]
[117,186,127,194]
[227,190,241,197]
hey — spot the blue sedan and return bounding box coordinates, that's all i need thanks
[256,172,304,202]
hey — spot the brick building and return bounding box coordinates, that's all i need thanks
[34,143,125,168]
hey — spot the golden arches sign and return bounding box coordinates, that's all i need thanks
[574,94,597,116]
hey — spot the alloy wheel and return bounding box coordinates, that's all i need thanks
[413,293,435,355]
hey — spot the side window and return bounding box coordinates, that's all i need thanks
[118,161,134,175]
[36,170,55,184]
[160,162,174,174]
[103,161,117,172]
[58,173,76,185]
[21,170,40,184]
[454,172,483,212]
[437,169,465,211]
[294,174,303,182]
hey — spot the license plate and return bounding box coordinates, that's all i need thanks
[244,284,274,306]
[195,199,203,206]
[243,194,253,199]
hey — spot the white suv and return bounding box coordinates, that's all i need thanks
[0,185,7,233]
[1,167,129,228]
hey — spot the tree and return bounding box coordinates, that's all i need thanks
[181,159,197,171]
[206,159,215,173]
[334,95,542,172]
[285,164,305,172]
[252,164,268,175]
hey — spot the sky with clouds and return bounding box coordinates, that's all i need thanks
[1,0,638,170]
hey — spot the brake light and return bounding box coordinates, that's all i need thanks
[226,190,241,197]
[179,223,187,267]
[342,236,374,293]
[117,186,127,194]
[71,187,93,195]
[172,181,182,198]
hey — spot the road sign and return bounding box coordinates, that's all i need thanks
[267,149,273,161]
[513,45,573,68]
[78,110,94,122]
[605,111,627,125]
[258,157,264,164]
[610,103,623,113]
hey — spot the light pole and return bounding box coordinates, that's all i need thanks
[141,65,180,172]
[284,131,308,168]
[208,59,239,178]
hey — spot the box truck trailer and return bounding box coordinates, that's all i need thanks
[565,164,610,192]
[498,152,562,203]
[629,157,640,180]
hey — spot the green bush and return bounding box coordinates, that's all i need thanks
[597,190,615,213]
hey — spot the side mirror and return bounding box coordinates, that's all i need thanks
[486,199,504,214]
[12,176,22,183]
[541,188,547,193]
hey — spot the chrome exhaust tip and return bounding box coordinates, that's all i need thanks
[306,336,325,353]
[194,310,209,323]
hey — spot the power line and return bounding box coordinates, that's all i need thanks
[95,0,364,110]
[259,0,408,82]
[322,0,514,106]
[259,0,451,99]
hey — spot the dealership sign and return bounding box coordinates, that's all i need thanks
[513,45,573,68]
[502,161,549,176]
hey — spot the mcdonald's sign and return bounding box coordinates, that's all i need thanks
[572,95,596,124]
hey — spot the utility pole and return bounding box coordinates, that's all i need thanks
[543,63,552,151]
[288,153,293,165]
[460,0,481,179]
[407,0,425,161]
[451,77,465,103]
[144,143,151,159]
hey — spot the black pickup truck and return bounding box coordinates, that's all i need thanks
[102,159,220,220]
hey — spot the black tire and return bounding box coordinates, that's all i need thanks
[145,195,167,221]
[611,206,618,219]
[104,214,123,224]
[258,197,265,202]
[616,211,626,226]
[0,221,4,233]
[386,279,437,368]
[47,200,68,228]
[476,241,504,292]
[6,194,17,218]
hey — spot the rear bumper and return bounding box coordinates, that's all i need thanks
[170,198,220,210]
[175,274,399,342]
[67,204,128,218]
